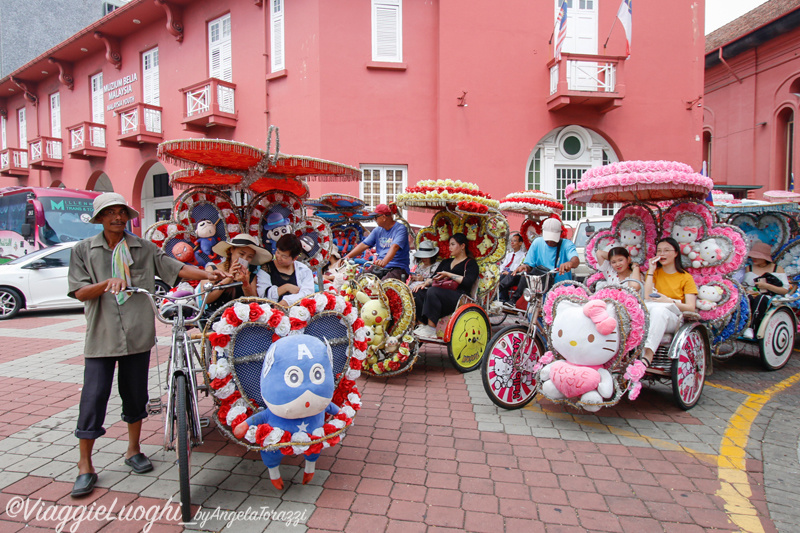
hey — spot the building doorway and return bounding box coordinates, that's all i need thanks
[526,125,619,224]
[140,162,173,230]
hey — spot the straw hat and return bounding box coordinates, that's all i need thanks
[748,241,773,262]
[89,192,140,224]
[212,234,273,265]
[414,240,439,259]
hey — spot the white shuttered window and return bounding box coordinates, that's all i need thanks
[17,108,26,149]
[50,93,61,138]
[1,116,6,150]
[142,48,160,105]
[360,165,407,210]
[209,14,233,82]
[271,0,285,72]
[91,73,104,124]
[372,0,402,62]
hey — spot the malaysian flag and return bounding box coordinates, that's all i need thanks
[554,1,568,61]
[617,0,632,57]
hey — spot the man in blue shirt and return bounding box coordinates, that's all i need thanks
[509,218,579,304]
[345,204,410,280]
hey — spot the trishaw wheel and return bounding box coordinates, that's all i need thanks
[174,373,192,522]
[481,325,544,410]
[760,308,795,370]
[446,304,490,373]
[670,324,707,410]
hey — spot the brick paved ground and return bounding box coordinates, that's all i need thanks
[0,309,797,532]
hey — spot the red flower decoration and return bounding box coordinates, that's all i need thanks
[230,413,247,429]
[324,293,337,310]
[248,303,264,322]
[350,358,362,371]
[267,310,284,328]
[226,214,238,224]
[305,440,324,456]
[218,403,231,422]
[208,332,230,348]
[353,318,365,330]
[301,298,317,315]
[210,375,232,389]
[289,317,307,330]
[222,307,242,327]
[255,424,274,445]
[278,432,294,455]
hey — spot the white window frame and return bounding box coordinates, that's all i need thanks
[142,47,160,106]
[372,0,402,62]
[1,115,6,150]
[17,108,26,149]
[270,0,285,72]
[209,13,233,82]
[50,92,61,138]
[91,73,104,125]
[359,164,407,211]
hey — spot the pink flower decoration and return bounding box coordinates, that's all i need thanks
[534,351,555,372]
[624,360,646,382]
[629,381,642,401]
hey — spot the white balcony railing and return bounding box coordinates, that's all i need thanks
[549,55,620,95]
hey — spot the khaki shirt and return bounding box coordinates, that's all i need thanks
[68,232,184,358]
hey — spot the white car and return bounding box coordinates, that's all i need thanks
[0,242,170,319]
[571,216,614,282]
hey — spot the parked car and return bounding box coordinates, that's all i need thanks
[571,216,614,282]
[0,242,170,319]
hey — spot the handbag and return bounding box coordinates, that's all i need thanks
[431,259,468,290]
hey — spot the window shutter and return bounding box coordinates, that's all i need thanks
[142,48,160,106]
[372,0,402,62]
[271,0,285,72]
[18,108,26,149]
[1,116,6,150]
[50,93,61,138]
[91,73,104,124]
[209,14,232,82]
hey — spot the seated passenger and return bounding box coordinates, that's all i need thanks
[496,233,526,303]
[204,235,273,316]
[413,233,480,339]
[739,241,789,339]
[642,237,698,366]
[409,240,440,293]
[596,246,642,291]
[510,218,579,303]
[260,234,315,307]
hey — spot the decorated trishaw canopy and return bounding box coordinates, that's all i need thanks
[763,190,800,203]
[395,179,499,214]
[306,194,376,222]
[499,190,563,216]
[565,160,714,206]
[715,201,799,214]
[157,129,362,198]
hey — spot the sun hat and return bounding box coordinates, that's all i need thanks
[89,192,140,224]
[748,241,773,262]
[212,234,273,265]
[414,240,439,259]
[369,204,392,217]
[542,218,563,242]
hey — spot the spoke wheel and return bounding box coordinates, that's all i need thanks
[0,288,22,319]
[760,308,795,370]
[154,280,171,298]
[671,326,707,410]
[174,373,192,523]
[481,325,544,409]
[446,305,490,373]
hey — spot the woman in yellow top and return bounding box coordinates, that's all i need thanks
[642,237,698,366]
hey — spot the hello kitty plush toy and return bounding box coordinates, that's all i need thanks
[672,225,701,264]
[619,228,643,257]
[696,285,724,311]
[697,238,724,267]
[540,300,618,412]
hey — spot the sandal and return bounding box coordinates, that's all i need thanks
[71,473,97,498]
[124,453,154,474]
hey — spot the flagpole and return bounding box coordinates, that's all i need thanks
[548,4,564,45]
[603,16,618,49]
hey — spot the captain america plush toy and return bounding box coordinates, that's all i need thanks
[233,335,340,489]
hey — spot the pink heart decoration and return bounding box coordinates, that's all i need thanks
[550,361,601,397]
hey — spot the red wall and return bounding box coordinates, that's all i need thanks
[0,0,705,228]
[704,26,800,195]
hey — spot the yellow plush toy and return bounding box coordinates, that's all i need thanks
[356,291,390,345]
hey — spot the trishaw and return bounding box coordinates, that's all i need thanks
[306,193,378,265]
[716,201,800,369]
[482,161,748,412]
[391,179,510,373]
[145,128,369,520]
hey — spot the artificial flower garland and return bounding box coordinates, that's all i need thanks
[396,179,499,209]
[499,190,564,215]
[206,294,366,454]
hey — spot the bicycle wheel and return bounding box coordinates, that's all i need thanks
[174,373,192,522]
[481,325,544,410]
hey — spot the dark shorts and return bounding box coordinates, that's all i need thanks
[75,351,151,440]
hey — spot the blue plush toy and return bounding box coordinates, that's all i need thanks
[233,334,339,489]
[263,212,292,254]
[193,219,221,267]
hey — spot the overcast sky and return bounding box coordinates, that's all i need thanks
[706,0,770,34]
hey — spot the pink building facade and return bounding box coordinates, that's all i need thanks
[704,1,800,198]
[0,0,705,231]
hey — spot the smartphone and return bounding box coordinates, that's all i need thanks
[649,292,660,299]
[237,257,249,268]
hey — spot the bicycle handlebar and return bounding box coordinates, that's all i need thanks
[125,282,243,325]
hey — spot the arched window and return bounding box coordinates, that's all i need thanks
[702,130,712,177]
[527,149,542,190]
[777,107,794,190]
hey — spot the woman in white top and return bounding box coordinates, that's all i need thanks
[258,234,315,307]
[739,241,790,339]
[409,240,440,292]
[595,246,642,292]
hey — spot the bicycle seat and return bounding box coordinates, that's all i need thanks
[161,302,200,320]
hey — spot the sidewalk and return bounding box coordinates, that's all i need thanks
[0,310,797,532]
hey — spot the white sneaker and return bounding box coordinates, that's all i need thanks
[414,325,437,339]
[742,328,754,340]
